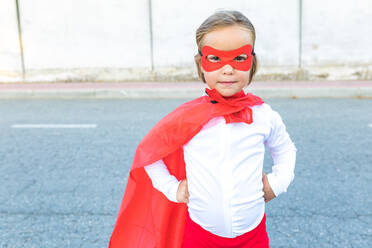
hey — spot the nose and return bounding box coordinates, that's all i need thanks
[221,63,234,74]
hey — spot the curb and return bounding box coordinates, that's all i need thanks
[0,82,372,99]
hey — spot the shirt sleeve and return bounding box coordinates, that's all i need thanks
[264,109,297,197]
[144,159,181,203]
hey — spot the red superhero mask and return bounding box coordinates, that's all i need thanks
[199,44,255,72]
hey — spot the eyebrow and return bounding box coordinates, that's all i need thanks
[198,47,256,57]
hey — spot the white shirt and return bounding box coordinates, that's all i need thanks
[144,102,296,238]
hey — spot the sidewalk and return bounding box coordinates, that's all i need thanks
[0,81,371,99]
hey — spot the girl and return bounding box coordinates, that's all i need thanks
[109,10,296,248]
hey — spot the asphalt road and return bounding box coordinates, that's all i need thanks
[0,98,371,248]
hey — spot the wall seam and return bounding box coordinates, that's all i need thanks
[148,0,154,71]
[15,0,26,81]
[298,0,303,69]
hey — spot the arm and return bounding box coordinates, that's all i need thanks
[264,110,297,200]
[144,160,189,203]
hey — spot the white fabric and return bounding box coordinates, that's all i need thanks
[144,160,181,203]
[144,102,297,238]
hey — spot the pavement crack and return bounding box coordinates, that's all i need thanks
[15,179,37,196]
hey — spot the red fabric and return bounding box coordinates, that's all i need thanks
[182,212,269,248]
[200,44,254,72]
[205,88,253,125]
[109,88,264,248]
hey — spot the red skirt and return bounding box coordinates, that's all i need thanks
[182,212,269,248]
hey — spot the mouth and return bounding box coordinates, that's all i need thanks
[218,81,237,85]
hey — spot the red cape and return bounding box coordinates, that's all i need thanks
[109,89,264,248]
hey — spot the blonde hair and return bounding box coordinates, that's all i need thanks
[194,10,258,85]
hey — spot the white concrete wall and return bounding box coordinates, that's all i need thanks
[0,0,371,82]
[20,0,151,69]
[302,0,372,66]
[0,0,22,81]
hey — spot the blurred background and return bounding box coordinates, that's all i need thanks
[1,0,371,83]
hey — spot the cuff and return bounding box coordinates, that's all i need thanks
[266,173,282,197]
[168,179,182,203]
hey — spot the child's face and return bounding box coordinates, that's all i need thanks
[201,25,254,97]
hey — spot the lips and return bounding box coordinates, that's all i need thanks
[219,81,237,84]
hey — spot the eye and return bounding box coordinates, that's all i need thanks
[206,55,220,63]
[234,54,248,62]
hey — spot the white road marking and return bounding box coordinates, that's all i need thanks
[11,124,97,129]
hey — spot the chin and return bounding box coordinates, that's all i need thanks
[219,90,236,97]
